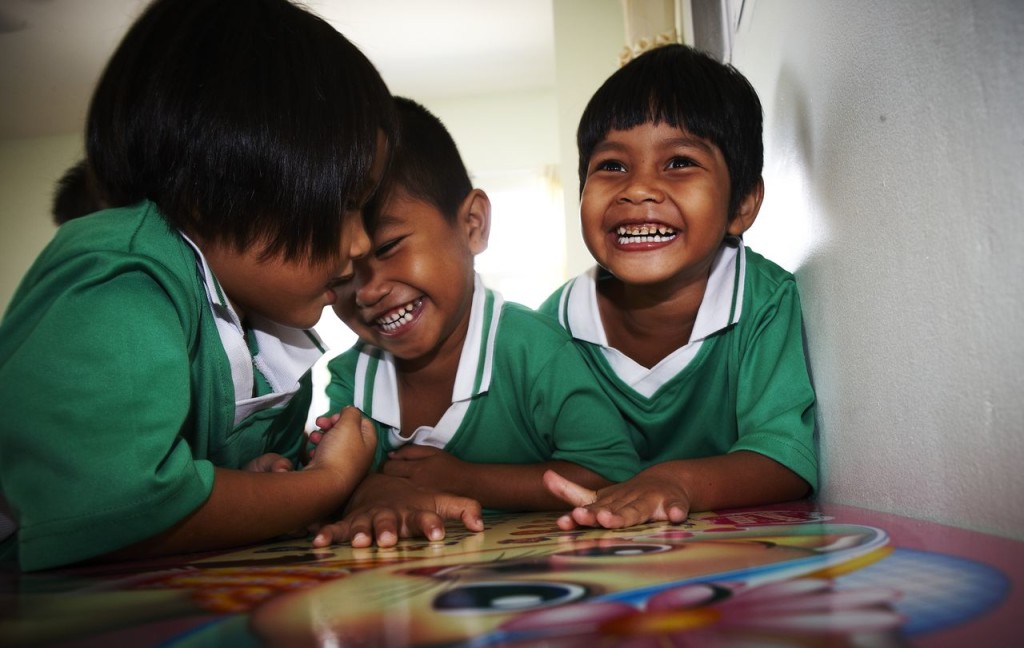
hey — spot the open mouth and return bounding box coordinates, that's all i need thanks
[616,224,678,245]
[374,298,423,333]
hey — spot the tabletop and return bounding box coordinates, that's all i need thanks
[1,500,1022,647]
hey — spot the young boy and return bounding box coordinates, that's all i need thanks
[539,44,818,529]
[308,97,641,548]
[0,0,394,571]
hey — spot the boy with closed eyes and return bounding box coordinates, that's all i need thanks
[309,97,640,547]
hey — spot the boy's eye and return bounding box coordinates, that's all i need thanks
[593,159,626,173]
[373,237,403,257]
[668,156,698,169]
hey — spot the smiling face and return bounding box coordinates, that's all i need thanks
[332,188,489,367]
[580,122,760,293]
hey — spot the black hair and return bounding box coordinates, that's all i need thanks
[372,96,472,225]
[87,0,396,264]
[51,159,106,225]
[577,44,763,218]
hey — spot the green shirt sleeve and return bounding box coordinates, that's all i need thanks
[730,275,819,493]
[0,244,213,571]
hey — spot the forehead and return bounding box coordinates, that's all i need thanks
[595,122,718,154]
[372,189,450,233]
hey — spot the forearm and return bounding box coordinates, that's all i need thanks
[647,450,810,512]
[458,461,613,511]
[103,466,361,561]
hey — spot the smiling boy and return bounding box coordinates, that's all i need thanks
[540,44,818,529]
[309,98,640,547]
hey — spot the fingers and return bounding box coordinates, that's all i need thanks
[312,521,344,548]
[555,512,579,531]
[582,492,690,529]
[664,500,690,524]
[269,456,294,473]
[388,445,440,460]
[380,460,411,478]
[451,498,485,532]
[315,412,342,431]
[244,453,293,473]
[542,469,597,508]
[333,406,365,431]
[316,509,400,548]
[358,414,377,447]
[404,510,447,542]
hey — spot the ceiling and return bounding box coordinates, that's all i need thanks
[0,0,556,140]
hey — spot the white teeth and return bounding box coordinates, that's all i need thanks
[616,224,677,244]
[375,299,421,331]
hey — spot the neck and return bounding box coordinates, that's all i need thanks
[597,274,708,368]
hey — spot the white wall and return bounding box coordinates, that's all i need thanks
[553,0,626,279]
[734,0,1024,539]
[0,135,82,311]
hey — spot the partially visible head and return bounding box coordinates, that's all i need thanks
[367,96,473,228]
[51,159,106,225]
[334,97,490,363]
[577,44,763,218]
[87,0,396,267]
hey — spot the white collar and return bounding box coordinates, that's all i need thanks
[346,274,503,438]
[558,237,746,345]
[180,233,324,422]
[556,238,746,397]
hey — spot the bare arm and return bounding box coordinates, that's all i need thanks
[545,450,810,529]
[382,445,613,511]
[104,407,376,561]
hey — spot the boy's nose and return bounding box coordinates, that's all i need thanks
[619,173,665,204]
[354,280,390,310]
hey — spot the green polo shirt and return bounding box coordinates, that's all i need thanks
[315,278,640,486]
[539,240,818,492]
[0,201,313,571]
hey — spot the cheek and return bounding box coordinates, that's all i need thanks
[332,298,360,327]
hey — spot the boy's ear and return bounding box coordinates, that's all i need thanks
[459,189,491,255]
[727,177,764,237]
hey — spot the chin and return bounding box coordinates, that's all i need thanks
[278,310,321,330]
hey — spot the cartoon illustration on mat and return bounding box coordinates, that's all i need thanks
[1,510,1014,648]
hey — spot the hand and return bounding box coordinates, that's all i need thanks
[304,407,376,489]
[311,473,484,548]
[305,412,343,461]
[244,453,294,473]
[543,467,690,530]
[380,445,468,493]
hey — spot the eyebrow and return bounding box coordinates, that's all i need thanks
[368,212,408,239]
[592,134,716,155]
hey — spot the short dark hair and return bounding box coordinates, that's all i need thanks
[87,0,396,264]
[52,159,106,225]
[374,97,472,224]
[577,44,763,218]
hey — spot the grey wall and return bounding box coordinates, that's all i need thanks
[733,0,1023,538]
